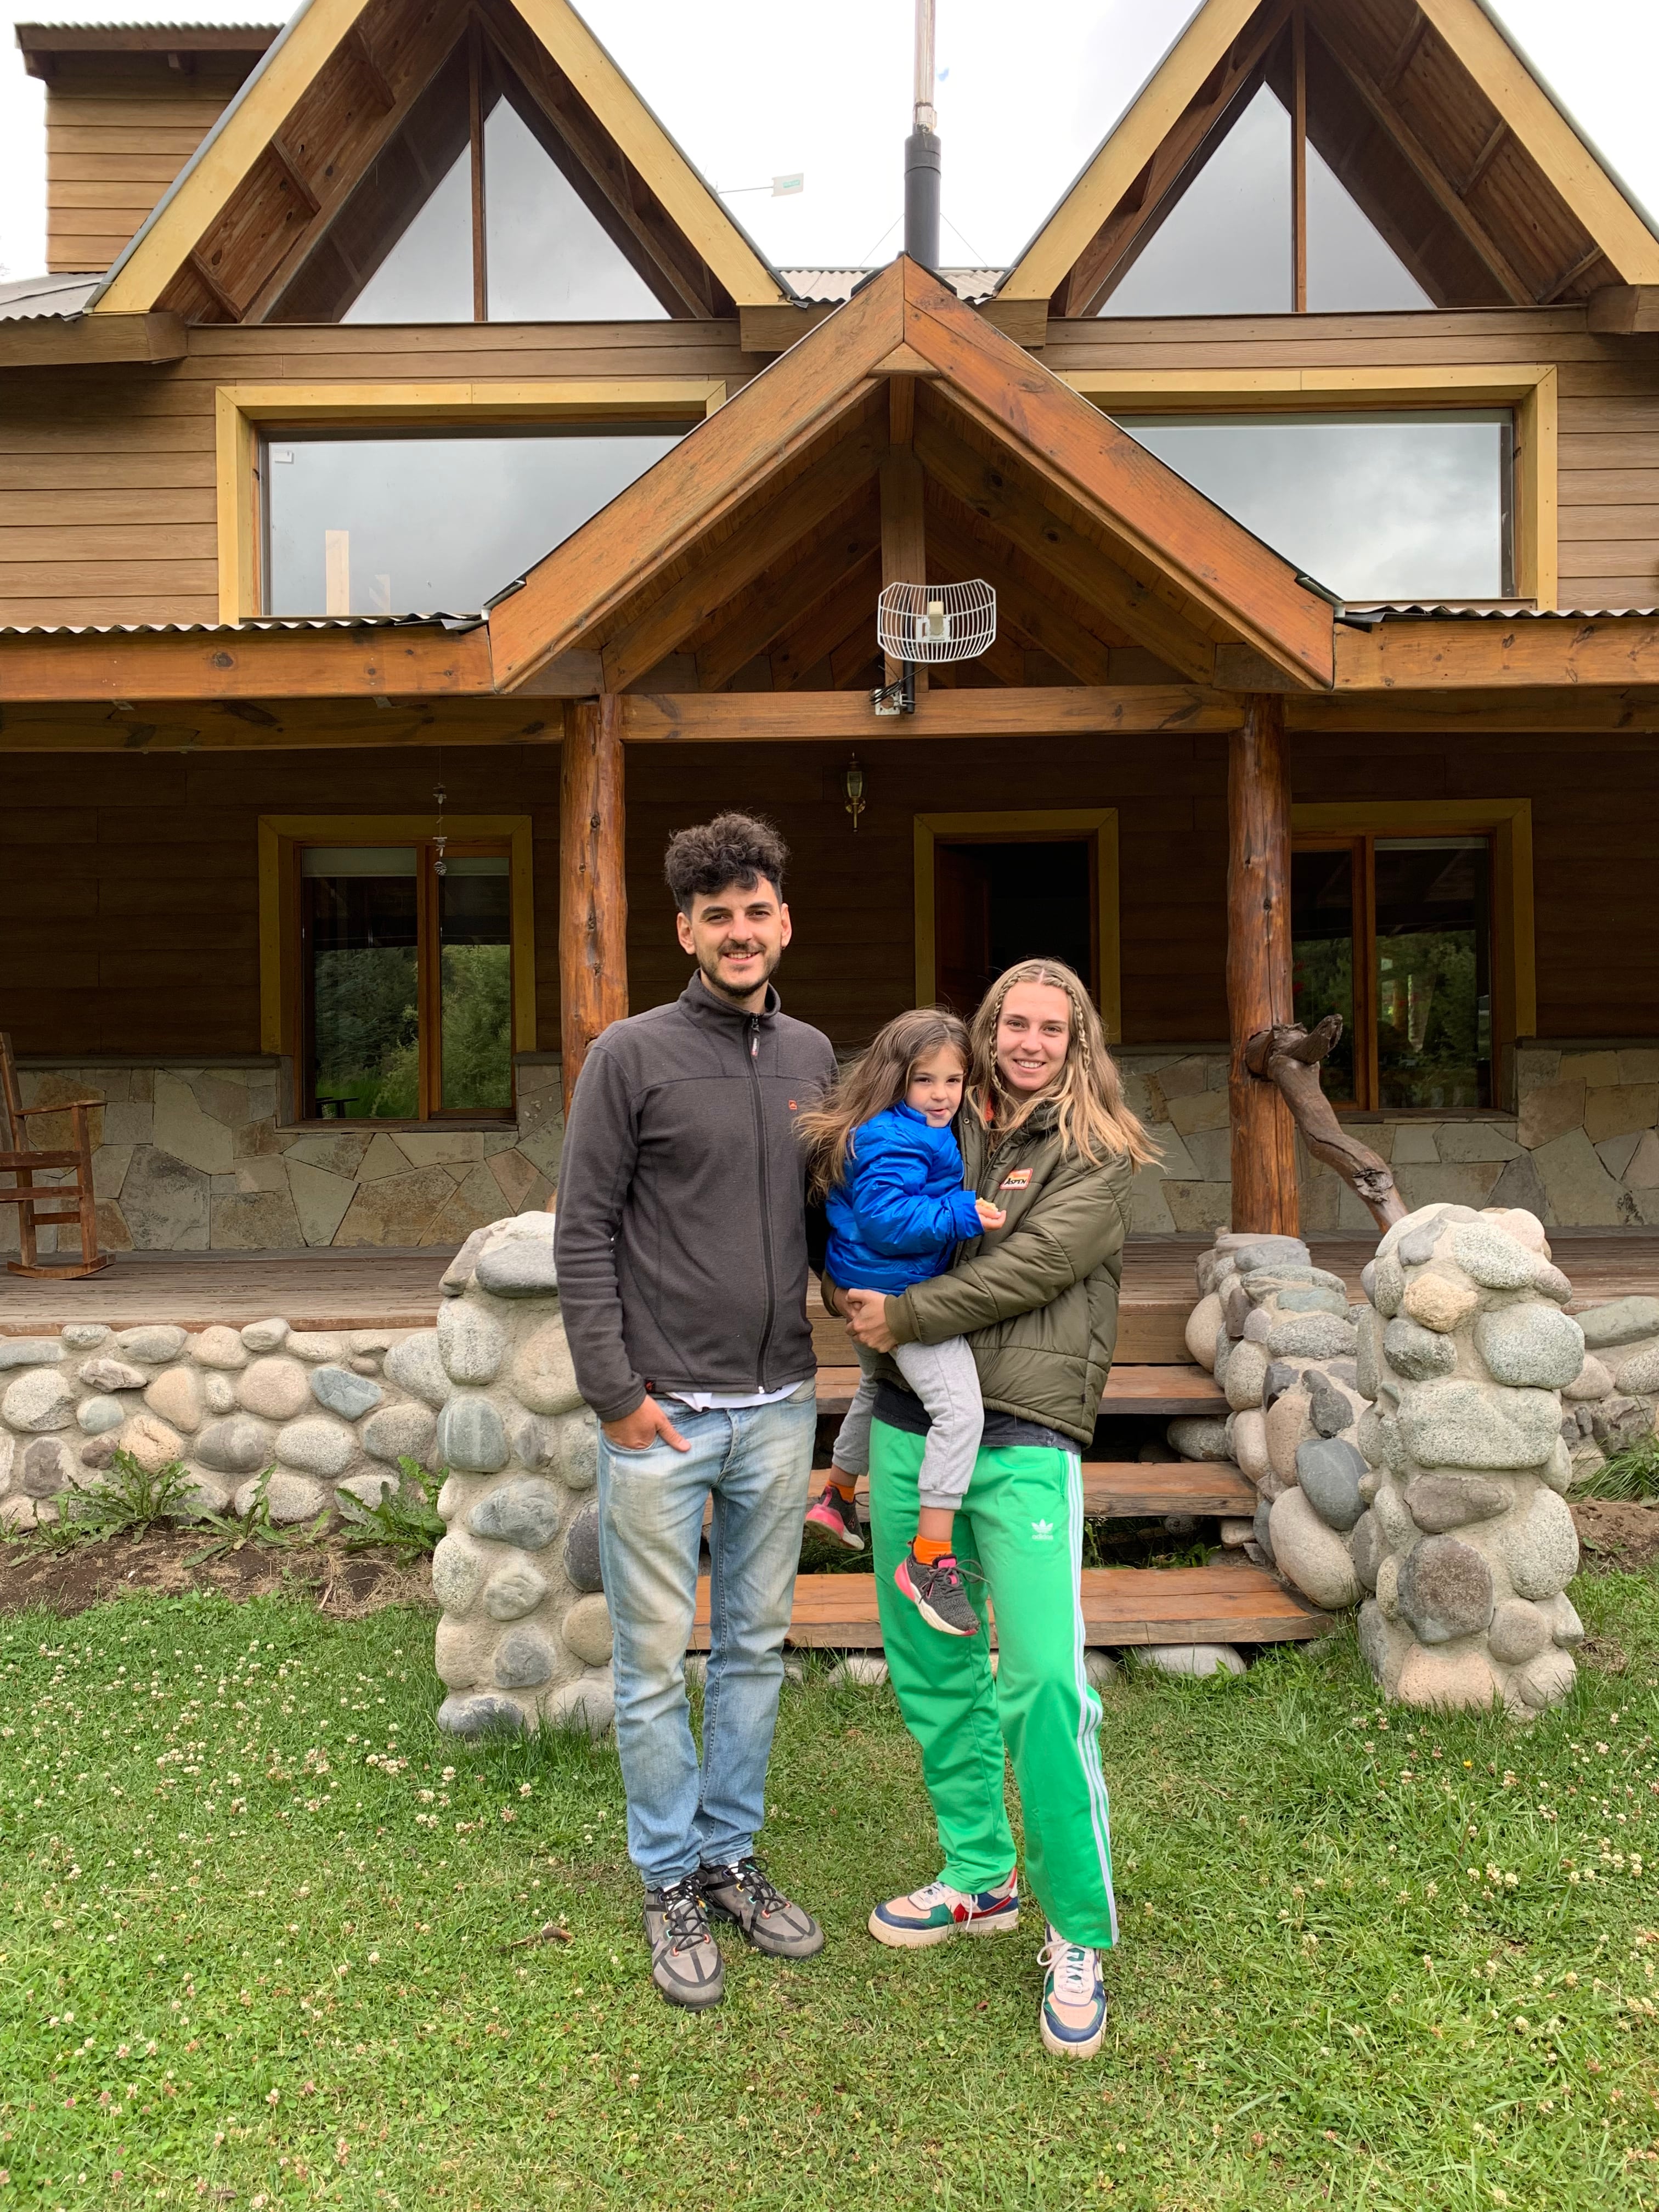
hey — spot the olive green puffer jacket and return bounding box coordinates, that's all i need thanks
[877,1101,1134,1447]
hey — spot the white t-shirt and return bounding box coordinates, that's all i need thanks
[665,1383,804,1412]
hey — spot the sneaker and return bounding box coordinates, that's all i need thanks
[893,1546,979,1636]
[698,1855,825,1959]
[804,1479,864,1552]
[868,1871,1019,1950]
[1038,1924,1108,2059]
[642,1875,725,2010]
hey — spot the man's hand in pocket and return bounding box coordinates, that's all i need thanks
[602,1396,690,1452]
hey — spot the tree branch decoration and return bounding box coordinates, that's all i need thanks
[1244,1014,1408,1231]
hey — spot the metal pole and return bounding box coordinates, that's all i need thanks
[904,0,940,268]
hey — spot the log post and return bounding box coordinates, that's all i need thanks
[559,695,628,1120]
[1227,693,1300,1233]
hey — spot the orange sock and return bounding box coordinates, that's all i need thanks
[827,1472,858,1500]
[912,1533,952,1566]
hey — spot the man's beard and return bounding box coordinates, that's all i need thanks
[698,940,780,1002]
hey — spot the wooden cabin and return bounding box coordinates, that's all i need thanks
[4,0,1659,1272]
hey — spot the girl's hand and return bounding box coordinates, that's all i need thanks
[844,1288,899,1354]
[974,1198,1007,1231]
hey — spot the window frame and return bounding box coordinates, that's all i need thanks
[216,380,727,623]
[1064,366,1557,608]
[258,813,536,1127]
[1291,800,1536,1115]
[912,808,1121,1042]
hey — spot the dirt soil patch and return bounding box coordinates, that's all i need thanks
[1572,1497,1659,1571]
[0,1528,436,1618]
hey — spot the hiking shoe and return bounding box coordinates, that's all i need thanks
[642,1875,725,2010]
[698,1856,825,1960]
[804,1479,865,1552]
[868,1871,1019,1949]
[893,1545,979,1635]
[1038,1925,1108,2059]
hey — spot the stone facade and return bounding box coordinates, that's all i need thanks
[6,1057,565,1254]
[1118,1044,1659,1234]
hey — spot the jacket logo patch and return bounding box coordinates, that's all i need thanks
[1000,1170,1032,1190]
[1031,1518,1055,1541]
[788,1100,797,1111]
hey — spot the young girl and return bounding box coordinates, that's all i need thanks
[798,1010,1005,1637]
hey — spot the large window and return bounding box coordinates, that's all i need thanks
[1111,409,1512,602]
[1293,834,1494,1110]
[261,422,687,616]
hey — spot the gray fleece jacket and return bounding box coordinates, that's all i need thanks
[553,976,836,1423]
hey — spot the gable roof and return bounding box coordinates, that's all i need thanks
[1000,0,1659,313]
[90,0,789,316]
[485,255,1337,694]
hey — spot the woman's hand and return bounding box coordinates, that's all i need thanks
[973,1197,1007,1231]
[843,1288,899,1353]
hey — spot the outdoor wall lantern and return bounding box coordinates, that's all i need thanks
[844,754,867,833]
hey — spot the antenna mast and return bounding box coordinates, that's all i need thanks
[904,0,940,269]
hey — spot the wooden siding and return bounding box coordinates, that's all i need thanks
[1046,307,1659,607]
[1,729,1654,1060]
[2,307,1656,628]
[0,322,764,628]
[45,57,262,275]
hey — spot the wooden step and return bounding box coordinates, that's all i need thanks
[794,1460,1254,1521]
[690,1562,1330,1650]
[814,1363,1223,1419]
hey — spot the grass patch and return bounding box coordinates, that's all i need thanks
[1576,1435,1659,1502]
[5,1580,1659,2209]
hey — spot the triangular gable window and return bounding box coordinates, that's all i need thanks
[273,30,669,323]
[1099,22,1450,317]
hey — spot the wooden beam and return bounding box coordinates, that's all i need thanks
[1227,694,1298,1236]
[926,510,1119,685]
[619,686,1240,742]
[769,553,883,690]
[1587,285,1659,334]
[560,695,628,1116]
[0,311,185,368]
[0,626,496,704]
[1331,617,1659,691]
[267,133,320,217]
[599,417,884,692]
[0,701,565,752]
[975,297,1047,348]
[692,505,881,691]
[739,303,837,352]
[1289,689,1659,736]
[911,409,1217,685]
[879,443,927,689]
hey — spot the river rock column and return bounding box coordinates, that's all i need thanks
[426,1212,612,1742]
[1174,1229,1372,1610]
[1352,1203,1585,1716]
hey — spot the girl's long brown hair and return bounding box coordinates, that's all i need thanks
[798,1008,973,1201]
[967,957,1158,1166]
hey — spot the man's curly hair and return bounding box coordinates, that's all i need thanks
[663,812,789,916]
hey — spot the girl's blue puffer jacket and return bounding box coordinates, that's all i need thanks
[822,1103,985,1296]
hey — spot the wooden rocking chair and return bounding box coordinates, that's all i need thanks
[0,1032,109,1279]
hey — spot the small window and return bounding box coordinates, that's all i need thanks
[1293,833,1493,1110]
[934,840,1096,1017]
[1111,409,1513,601]
[261,422,688,616]
[299,841,513,1120]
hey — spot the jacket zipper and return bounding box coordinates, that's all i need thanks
[748,1014,777,1387]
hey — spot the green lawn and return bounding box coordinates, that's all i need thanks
[5,1576,1659,2212]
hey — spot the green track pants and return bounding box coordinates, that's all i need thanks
[868,1419,1120,1950]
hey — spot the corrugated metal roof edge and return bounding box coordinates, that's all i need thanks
[0,613,485,636]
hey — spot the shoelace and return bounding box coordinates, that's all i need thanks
[719,1855,789,1918]
[1037,1938,1099,2006]
[659,1880,711,1952]
[918,1553,985,1593]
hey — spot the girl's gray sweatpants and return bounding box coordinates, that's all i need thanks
[831,1335,984,1511]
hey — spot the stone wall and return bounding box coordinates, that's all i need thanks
[1117,1044,1659,1234]
[7,1057,566,1253]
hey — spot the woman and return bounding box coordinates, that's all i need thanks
[832,957,1154,2060]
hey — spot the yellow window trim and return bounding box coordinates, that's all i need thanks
[1063,364,1557,610]
[217,379,727,623]
[257,813,537,1070]
[913,809,1121,1042]
[1291,798,1536,1100]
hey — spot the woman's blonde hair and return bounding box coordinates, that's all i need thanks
[967,957,1158,1167]
[797,1008,973,1201]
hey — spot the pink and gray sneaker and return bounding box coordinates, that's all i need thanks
[867,1871,1019,1949]
[804,1478,864,1551]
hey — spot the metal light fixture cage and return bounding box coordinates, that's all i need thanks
[876,579,997,663]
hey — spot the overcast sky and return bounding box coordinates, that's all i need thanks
[2,0,1656,282]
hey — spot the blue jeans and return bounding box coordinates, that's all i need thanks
[596,1382,816,1888]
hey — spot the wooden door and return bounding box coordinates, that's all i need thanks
[935,842,992,1015]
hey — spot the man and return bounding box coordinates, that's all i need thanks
[555,811,837,2009]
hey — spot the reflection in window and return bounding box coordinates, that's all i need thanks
[1291,848,1357,1101]
[1102,84,1293,318]
[1375,838,1491,1111]
[263,424,688,615]
[298,842,516,1119]
[1111,410,1512,601]
[483,98,665,320]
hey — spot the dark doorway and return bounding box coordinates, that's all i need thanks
[934,839,1094,1018]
